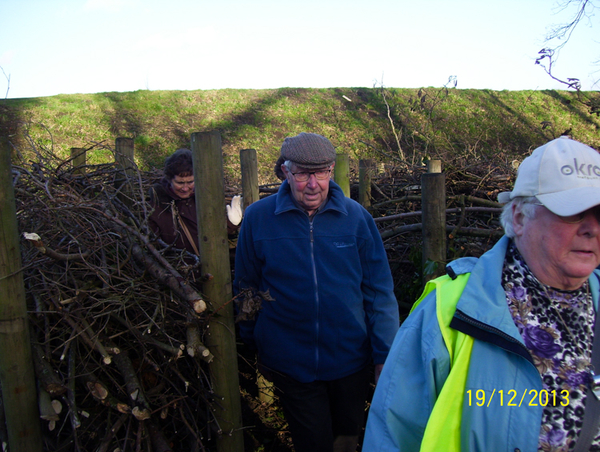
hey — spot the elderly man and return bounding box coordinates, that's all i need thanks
[234,132,399,452]
[363,136,600,452]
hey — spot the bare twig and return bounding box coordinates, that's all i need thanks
[0,65,9,99]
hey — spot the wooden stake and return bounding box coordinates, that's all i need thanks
[334,152,350,197]
[114,137,135,205]
[70,147,86,175]
[359,159,375,208]
[191,131,244,452]
[239,149,259,210]
[0,137,43,452]
[421,160,446,284]
[239,148,274,405]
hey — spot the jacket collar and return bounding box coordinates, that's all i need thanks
[274,179,348,217]
[449,235,600,344]
[453,236,522,341]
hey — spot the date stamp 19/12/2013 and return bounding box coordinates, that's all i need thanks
[466,389,570,407]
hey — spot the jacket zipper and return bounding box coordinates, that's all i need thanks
[309,217,320,378]
[454,309,537,367]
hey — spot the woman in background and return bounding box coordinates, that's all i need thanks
[149,148,200,254]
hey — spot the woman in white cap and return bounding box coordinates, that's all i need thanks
[363,136,600,452]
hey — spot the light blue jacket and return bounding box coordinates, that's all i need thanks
[363,236,600,452]
[234,180,399,383]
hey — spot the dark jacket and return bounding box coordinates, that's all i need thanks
[234,179,399,383]
[148,179,198,254]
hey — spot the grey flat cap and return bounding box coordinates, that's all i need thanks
[280,133,336,169]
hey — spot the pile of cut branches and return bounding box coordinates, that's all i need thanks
[361,156,514,313]
[12,143,221,452]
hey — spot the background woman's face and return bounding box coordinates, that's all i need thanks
[170,175,195,199]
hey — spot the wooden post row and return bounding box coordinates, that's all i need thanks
[0,138,43,452]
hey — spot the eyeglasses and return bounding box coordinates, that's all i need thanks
[532,198,600,224]
[290,167,332,182]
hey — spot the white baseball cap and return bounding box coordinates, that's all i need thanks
[498,136,600,216]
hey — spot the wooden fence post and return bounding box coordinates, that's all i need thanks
[359,159,375,208]
[115,137,135,174]
[239,148,274,405]
[114,137,135,203]
[190,132,244,452]
[70,147,86,175]
[334,153,350,197]
[239,149,260,209]
[421,160,446,284]
[0,138,43,452]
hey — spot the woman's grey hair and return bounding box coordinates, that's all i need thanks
[500,196,539,238]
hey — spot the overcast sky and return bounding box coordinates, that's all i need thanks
[1,0,598,99]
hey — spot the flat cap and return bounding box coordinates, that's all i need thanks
[280,133,336,169]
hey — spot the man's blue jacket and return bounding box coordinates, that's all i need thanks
[234,179,399,383]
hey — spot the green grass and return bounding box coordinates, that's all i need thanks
[1,87,599,183]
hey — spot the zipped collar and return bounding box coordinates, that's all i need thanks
[451,236,524,344]
[446,237,536,364]
[447,236,600,361]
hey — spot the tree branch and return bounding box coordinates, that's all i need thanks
[0,66,9,99]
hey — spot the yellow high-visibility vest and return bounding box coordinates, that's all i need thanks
[410,272,474,452]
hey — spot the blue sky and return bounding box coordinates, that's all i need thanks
[1,0,598,99]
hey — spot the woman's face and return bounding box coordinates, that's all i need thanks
[513,203,600,290]
[170,174,195,199]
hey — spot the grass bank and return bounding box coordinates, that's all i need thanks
[1,87,599,183]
